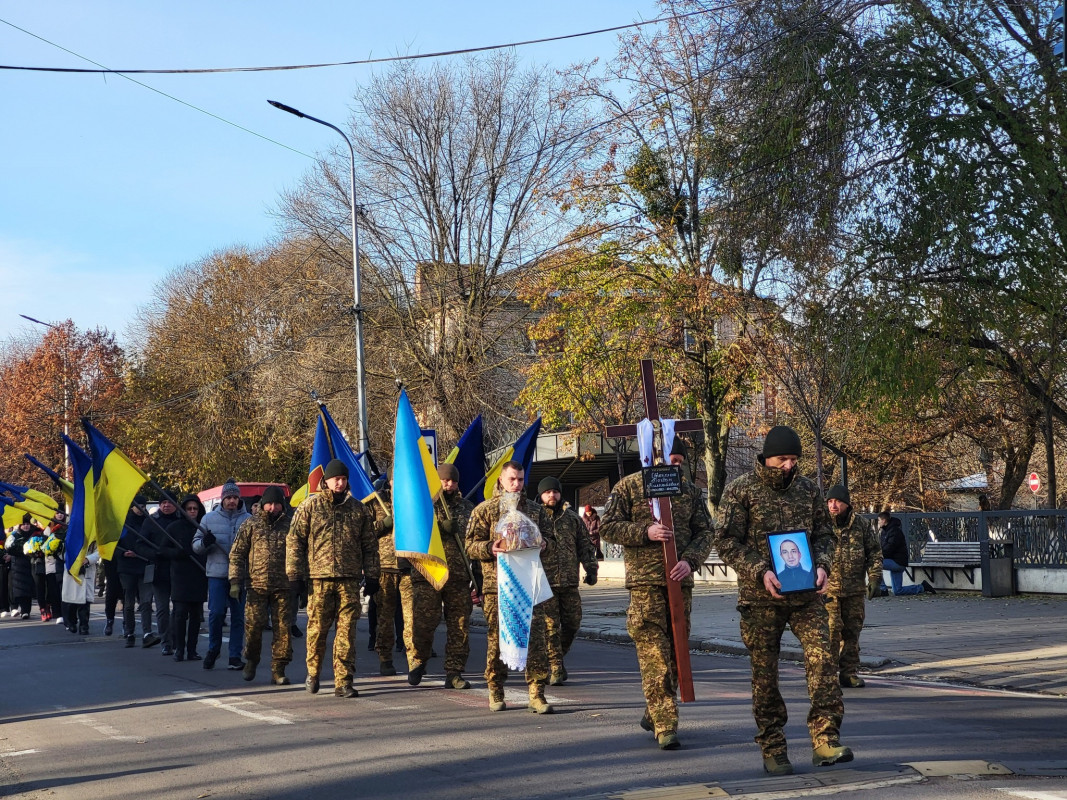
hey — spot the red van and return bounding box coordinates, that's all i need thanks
[198,482,291,513]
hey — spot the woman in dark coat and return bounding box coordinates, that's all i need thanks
[7,516,40,619]
[161,495,208,661]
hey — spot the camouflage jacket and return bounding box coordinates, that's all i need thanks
[437,490,475,581]
[286,490,379,581]
[714,459,835,606]
[540,505,598,588]
[372,489,403,573]
[465,488,553,595]
[827,509,882,597]
[230,509,291,592]
[600,470,714,589]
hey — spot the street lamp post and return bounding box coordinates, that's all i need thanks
[268,100,371,460]
[20,314,71,479]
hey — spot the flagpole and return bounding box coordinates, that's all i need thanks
[144,484,211,574]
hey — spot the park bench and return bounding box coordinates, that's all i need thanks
[699,548,730,579]
[907,541,982,586]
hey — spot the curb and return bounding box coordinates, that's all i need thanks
[470,615,890,668]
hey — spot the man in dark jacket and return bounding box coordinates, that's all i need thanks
[147,495,182,652]
[877,511,932,596]
[116,498,156,647]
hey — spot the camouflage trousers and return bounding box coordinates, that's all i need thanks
[374,572,403,663]
[438,575,473,675]
[306,578,362,688]
[544,585,583,672]
[738,600,844,755]
[826,594,866,679]
[627,585,692,737]
[245,587,293,670]
[400,573,440,671]
[481,593,549,693]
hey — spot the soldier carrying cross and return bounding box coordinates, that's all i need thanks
[601,360,714,751]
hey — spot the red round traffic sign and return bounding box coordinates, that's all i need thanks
[1028,472,1041,493]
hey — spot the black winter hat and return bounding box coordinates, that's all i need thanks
[537,476,562,495]
[826,484,851,506]
[261,486,286,506]
[438,463,460,483]
[762,425,802,459]
[670,436,689,459]
[323,459,349,480]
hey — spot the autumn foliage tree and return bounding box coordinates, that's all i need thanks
[0,321,125,490]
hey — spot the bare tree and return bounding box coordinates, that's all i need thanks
[282,53,589,446]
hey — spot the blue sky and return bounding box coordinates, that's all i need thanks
[0,1,655,345]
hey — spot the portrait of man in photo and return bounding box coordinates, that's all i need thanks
[769,532,815,593]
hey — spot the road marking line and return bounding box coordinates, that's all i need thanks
[0,749,39,757]
[172,690,295,725]
[995,791,1067,800]
[55,705,142,742]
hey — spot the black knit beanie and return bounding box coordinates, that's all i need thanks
[537,476,562,495]
[826,484,851,506]
[260,486,286,506]
[762,426,802,459]
[323,459,349,480]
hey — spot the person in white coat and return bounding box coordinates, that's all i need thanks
[61,545,100,635]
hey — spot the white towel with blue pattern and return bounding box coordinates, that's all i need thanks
[497,548,553,670]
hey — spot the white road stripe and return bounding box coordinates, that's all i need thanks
[0,749,40,757]
[172,690,296,725]
[996,791,1067,800]
[55,705,142,742]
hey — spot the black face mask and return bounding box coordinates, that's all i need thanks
[833,510,851,528]
[268,509,284,522]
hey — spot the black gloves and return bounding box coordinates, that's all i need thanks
[289,578,306,597]
[363,576,381,598]
[200,531,217,549]
[438,517,454,535]
[583,571,598,586]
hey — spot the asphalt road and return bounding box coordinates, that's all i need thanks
[2,610,1067,800]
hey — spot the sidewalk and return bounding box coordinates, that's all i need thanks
[572,581,1067,697]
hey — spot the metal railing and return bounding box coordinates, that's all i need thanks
[869,511,1067,569]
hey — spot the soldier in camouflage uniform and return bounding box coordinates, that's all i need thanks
[601,437,713,751]
[537,476,598,685]
[466,460,555,714]
[825,484,882,689]
[370,484,405,676]
[434,463,476,689]
[287,459,380,698]
[714,426,851,775]
[229,486,293,685]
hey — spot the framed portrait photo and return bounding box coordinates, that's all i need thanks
[766,530,816,594]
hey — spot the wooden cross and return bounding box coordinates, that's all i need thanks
[605,359,703,703]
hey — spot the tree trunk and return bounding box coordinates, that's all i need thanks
[813,428,826,494]
[999,415,1039,509]
[1044,399,1058,509]
[703,413,730,515]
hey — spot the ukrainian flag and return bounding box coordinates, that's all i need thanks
[62,434,96,582]
[444,415,485,498]
[0,484,58,525]
[0,482,58,510]
[392,390,449,590]
[482,417,542,501]
[83,419,149,562]
[25,453,75,507]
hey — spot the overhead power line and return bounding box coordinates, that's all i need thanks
[0,6,728,75]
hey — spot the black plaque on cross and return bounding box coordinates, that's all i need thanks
[605,358,701,703]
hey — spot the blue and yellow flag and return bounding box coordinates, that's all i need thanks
[481,417,542,501]
[297,403,376,506]
[0,481,58,511]
[392,390,449,590]
[0,483,57,526]
[62,434,96,582]
[25,453,75,507]
[444,415,485,498]
[82,420,149,562]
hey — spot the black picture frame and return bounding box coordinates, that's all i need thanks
[766,529,816,594]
